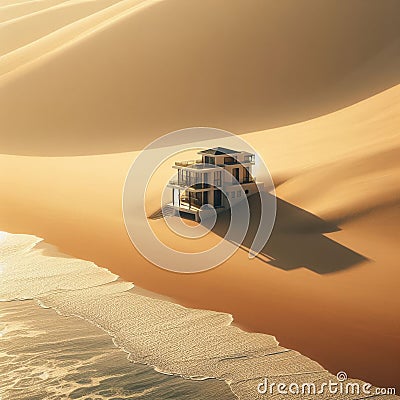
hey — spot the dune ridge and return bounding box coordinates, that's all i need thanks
[0,0,154,75]
[0,0,68,23]
[0,0,399,392]
[244,85,400,222]
[0,84,399,389]
[1,0,399,155]
[0,0,125,55]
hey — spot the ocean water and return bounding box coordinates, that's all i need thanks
[0,232,394,400]
[0,300,234,400]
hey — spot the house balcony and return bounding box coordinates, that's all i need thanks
[174,159,202,167]
[228,177,256,186]
[180,196,202,209]
[243,177,255,184]
[168,180,212,190]
[218,160,239,165]
[174,159,254,168]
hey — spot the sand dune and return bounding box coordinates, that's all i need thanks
[1,0,399,155]
[0,0,151,73]
[276,147,400,222]
[0,0,67,23]
[0,84,399,389]
[0,0,124,55]
[245,85,400,221]
[1,0,399,393]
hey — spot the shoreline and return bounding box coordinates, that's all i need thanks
[0,87,398,393]
[1,229,398,400]
[1,199,399,392]
[1,299,235,399]
[1,1,399,396]
[0,231,328,400]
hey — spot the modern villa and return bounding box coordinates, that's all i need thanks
[167,147,262,221]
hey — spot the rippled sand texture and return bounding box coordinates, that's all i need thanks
[0,301,235,400]
[1,232,398,400]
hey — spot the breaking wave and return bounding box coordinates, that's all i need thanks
[0,231,384,399]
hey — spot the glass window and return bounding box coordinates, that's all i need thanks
[244,168,250,183]
[214,171,222,186]
[244,154,255,163]
[214,189,222,207]
[205,156,215,165]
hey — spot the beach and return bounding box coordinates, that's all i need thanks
[1,231,398,399]
[0,0,399,397]
[1,85,399,391]
[0,299,235,400]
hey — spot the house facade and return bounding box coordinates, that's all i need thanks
[167,147,261,221]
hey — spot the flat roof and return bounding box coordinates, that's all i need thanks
[173,163,217,171]
[198,147,239,156]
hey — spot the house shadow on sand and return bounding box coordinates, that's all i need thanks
[211,192,368,274]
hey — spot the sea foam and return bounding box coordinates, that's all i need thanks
[0,231,396,400]
[0,232,120,301]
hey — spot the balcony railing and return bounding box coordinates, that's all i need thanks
[175,159,255,168]
[169,180,211,189]
[174,159,202,167]
[170,179,254,188]
[218,160,238,165]
[180,196,202,208]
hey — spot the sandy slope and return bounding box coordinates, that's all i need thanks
[0,0,123,55]
[0,0,399,392]
[0,0,152,73]
[0,0,399,154]
[0,85,399,389]
[245,85,400,221]
[0,0,67,23]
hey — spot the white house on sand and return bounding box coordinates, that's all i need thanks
[167,147,263,221]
